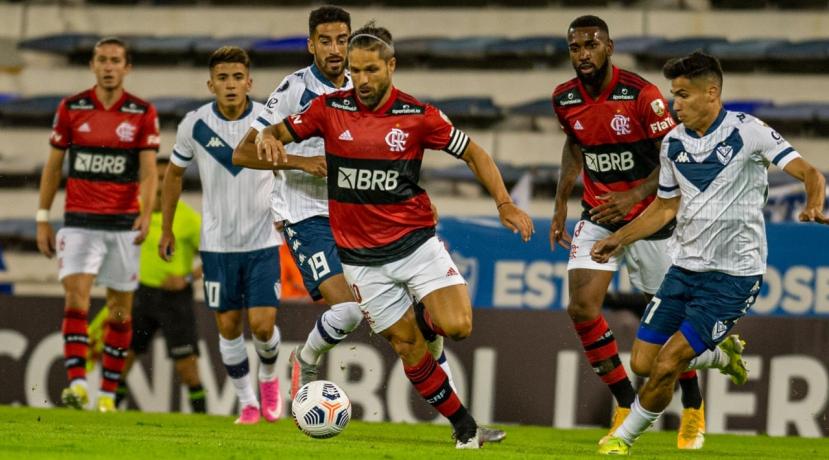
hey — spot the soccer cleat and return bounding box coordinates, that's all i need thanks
[234,405,261,425]
[598,436,631,455]
[259,377,283,422]
[289,345,319,400]
[677,403,705,450]
[599,406,631,445]
[455,428,483,449]
[479,426,506,443]
[718,335,748,385]
[97,395,116,413]
[61,383,89,410]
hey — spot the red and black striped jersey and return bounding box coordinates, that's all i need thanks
[285,87,470,266]
[50,87,160,230]
[553,66,675,235]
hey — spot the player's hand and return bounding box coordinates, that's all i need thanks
[498,203,534,242]
[591,234,623,264]
[301,156,327,177]
[589,190,641,224]
[798,206,829,225]
[430,203,439,225]
[36,222,56,258]
[132,215,150,244]
[161,275,188,291]
[158,230,176,262]
[256,129,288,166]
[549,208,571,251]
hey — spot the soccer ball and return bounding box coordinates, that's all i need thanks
[291,380,351,439]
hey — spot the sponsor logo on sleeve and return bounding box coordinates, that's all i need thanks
[650,99,666,117]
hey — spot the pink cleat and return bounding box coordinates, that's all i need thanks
[235,404,261,425]
[260,377,283,422]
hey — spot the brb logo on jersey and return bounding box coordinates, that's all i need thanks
[115,121,136,143]
[337,167,399,191]
[385,128,408,152]
[610,114,631,136]
[584,151,635,173]
[74,152,127,175]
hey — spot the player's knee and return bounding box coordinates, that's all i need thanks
[107,306,131,324]
[650,357,680,386]
[250,323,274,342]
[631,356,653,378]
[443,314,472,341]
[388,335,419,362]
[566,300,599,323]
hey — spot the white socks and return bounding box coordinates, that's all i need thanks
[301,301,362,364]
[687,347,729,371]
[615,397,662,445]
[219,334,257,408]
[436,351,457,394]
[253,326,281,381]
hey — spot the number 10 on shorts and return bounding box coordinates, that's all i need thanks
[205,281,221,308]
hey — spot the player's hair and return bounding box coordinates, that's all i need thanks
[348,21,394,60]
[309,5,351,36]
[208,46,251,71]
[92,36,131,65]
[568,15,610,36]
[662,51,723,89]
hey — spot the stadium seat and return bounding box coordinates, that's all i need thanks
[812,105,829,137]
[17,33,101,64]
[128,35,210,65]
[192,35,269,63]
[484,35,569,68]
[431,96,502,128]
[425,36,505,68]
[396,37,450,67]
[722,99,774,116]
[0,95,63,127]
[150,97,208,127]
[249,36,311,68]
[612,35,666,55]
[766,39,829,73]
[0,93,17,104]
[753,103,824,136]
[635,37,729,69]
[509,98,554,118]
[708,38,788,72]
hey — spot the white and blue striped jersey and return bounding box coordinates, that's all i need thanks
[251,64,352,224]
[657,110,801,276]
[171,100,281,252]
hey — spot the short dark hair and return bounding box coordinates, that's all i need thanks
[208,46,251,71]
[568,15,610,36]
[349,21,394,60]
[662,51,723,89]
[93,36,131,65]
[309,5,351,36]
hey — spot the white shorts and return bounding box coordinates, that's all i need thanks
[342,236,466,333]
[567,219,671,295]
[56,227,141,292]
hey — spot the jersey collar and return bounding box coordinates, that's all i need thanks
[310,63,349,89]
[576,65,620,104]
[355,86,398,113]
[684,108,727,139]
[89,85,127,111]
[211,97,253,121]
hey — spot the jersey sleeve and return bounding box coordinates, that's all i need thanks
[282,96,326,142]
[657,138,680,199]
[553,100,576,139]
[638,84,675,140]
[171,115,196,169]
[251,76,299,132]
[49,99,71,150]
[137,104,161,151]
[750,116,801,169]
[421,105,470,158]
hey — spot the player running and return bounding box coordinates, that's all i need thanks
[549,15,706,448]
[159,46,283,425]
[237,22,533,448]
[36,37,159,412]
[594,51,828,455]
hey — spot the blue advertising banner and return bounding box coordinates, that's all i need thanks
[437,217,829,317]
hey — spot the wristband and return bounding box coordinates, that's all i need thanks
[496,201,512,210]
[36,209,49,223]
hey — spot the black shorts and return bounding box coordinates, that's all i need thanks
[131,283,200,359]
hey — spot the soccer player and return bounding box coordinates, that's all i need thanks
[159,46,284,425]
[116,157,205,413]
[242,22,534,448]
[36,37,159,412]
[549,15,705,448]
[593,51,828,455]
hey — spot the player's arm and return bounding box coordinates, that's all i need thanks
[159,162,185,261]
[591,195,680,263]
[35,147,66,258]
[133,150,158,245]
[550,136,582,250]
[460,141,534,242]
[232,124,325,177]
[783,157,828,224]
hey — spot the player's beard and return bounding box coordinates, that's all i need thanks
[359,78,391,109]
[576,58,610,89]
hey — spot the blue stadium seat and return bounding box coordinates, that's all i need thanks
[249,36,310,67]
[192,35,269,58]
[0,93,18,104]
[432,96,502,128]
[0,95,63,126]
[722,99,774,116]
[612,35,666,55]
[17,33,101,64]
[426,36,505,68]
[484,35,568,68]
[766,39,829,73]
[636,37,729,69]
[396,36,449,66]
[812,104,829,136]
[509,98,554,118]
[128,35,209,64]
[150,97,208,127]
[753,103,824,136]
[708,38,788,72]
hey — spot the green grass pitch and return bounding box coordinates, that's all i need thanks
[0,406,826,459]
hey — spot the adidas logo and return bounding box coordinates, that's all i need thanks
[338,130,353,141]
[78,122,91,133]
[206,136,224,148]
[446,267,459,277]
[676,151,690,163]
[573,120,584,131]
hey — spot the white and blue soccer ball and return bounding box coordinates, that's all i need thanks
[291,380,351,439]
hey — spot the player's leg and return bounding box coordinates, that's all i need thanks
[56,227,104,409]
[174,355,205,413]
[566,221,637,433]
[625,239,704,449]
[161,284,205,413]
[119,284,161,409]
[244,246,283,422]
